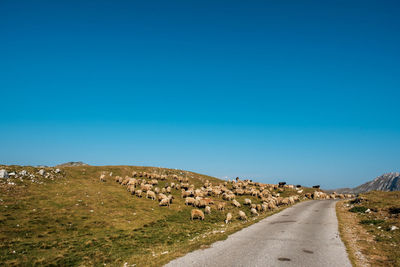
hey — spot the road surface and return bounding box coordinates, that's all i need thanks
[165,200,351,267]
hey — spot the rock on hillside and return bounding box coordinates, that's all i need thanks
[56,161,89,167]
[353,172,400,193]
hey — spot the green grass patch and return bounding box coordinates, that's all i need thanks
[349,206,368,213]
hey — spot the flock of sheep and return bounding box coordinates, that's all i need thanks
[99,171,353,223]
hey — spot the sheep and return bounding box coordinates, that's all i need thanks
[251,208,259,216]
[146,191,156,200]
[127,185,136,194]
[166,186,171,193]
[159,198,170,207]
[250,203,257,209]
[238,210,247,221]
[262,203,268,212]
[115,176,123,183]
[195,199,207,208]
[99,174,106,182]
[158,193,167,201]
[205,206,211,214]
[217,202,226,211]
[191,209,205,220]
[135,190,142,198]
[256,204,262,212]
[225,212,232,224]
[154,187,160,194]
[141,184,152,192]
[185,197,196,206]
[167,194,174,204]
[244,198,252,205]
[232,199,241,208]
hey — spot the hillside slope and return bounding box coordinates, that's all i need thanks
[328,172,400,194]
[353,172,400,193]
[0,165,315,266]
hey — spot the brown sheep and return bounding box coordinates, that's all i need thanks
[191,209,205,220]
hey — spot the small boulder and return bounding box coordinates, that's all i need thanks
[390,226,399,231]
[55,168,61,173]
[0,169,8,179]
[19,170,27,176]
[38,169,45,176]
[365,208,371,213]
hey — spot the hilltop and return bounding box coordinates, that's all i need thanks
[56,161,89,167]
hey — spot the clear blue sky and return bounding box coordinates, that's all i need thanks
[1,1,399,188]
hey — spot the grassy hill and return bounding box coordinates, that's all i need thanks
[337,191,400,267]
[0,165,314,266]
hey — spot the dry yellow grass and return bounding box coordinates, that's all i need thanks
[336,191,400,267]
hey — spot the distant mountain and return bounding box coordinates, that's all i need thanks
[327,172,400,194]
[353,172,400,193]
[56,161,89,167]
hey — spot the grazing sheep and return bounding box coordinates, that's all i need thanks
[238,210,247,221]
[256,204,262,212]
[115,176,123,183]
[158,193,167,201]
[195,199,207,208]
[225,212,232,224]
[185,197,196,206]
[167,194,174,204]
[127,185,136,194]
[205,206,211,214]
[146,191,156,200]
[268,202,277,210]
[135,190,142,197]
[232,199,241,208]
[191,209,205,220]
[262,204,268,212]
[141,184,152,192]
[251,208,259,216]
[244,198,252,205]
[217,202,226,211]
[159,198,170,207]
[250,203,257,209]
[99,174,106,182]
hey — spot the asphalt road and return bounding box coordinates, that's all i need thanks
[165,200,352,267]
